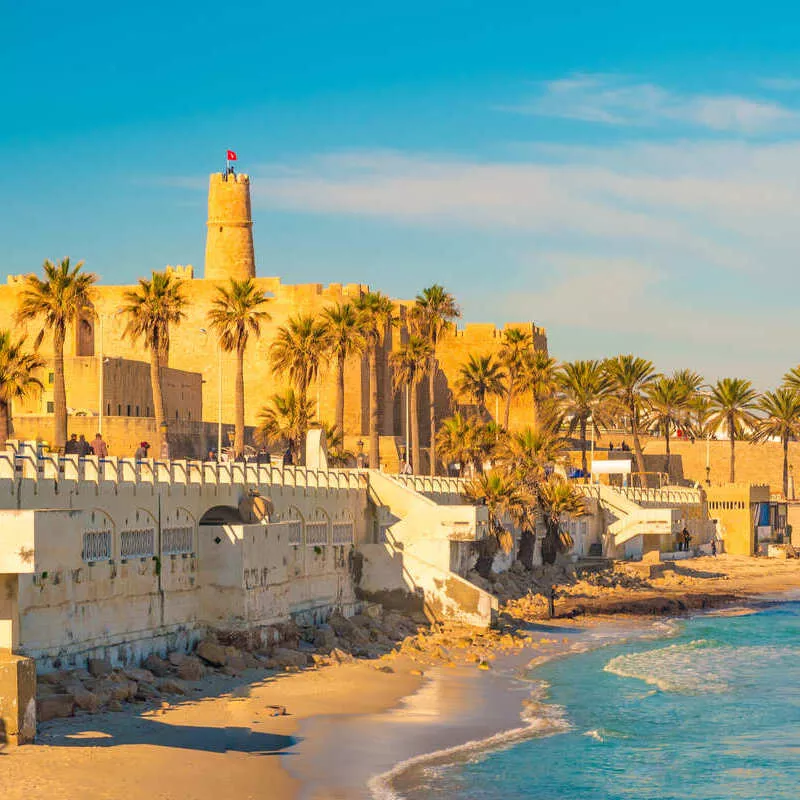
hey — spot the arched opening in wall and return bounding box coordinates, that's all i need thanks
[76,316,95,357]
[199,505,244,525]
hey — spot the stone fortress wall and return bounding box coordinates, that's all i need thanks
[0,443,370,669]
[0,169,548,462]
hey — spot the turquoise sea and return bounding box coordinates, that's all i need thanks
[399,602,800,799]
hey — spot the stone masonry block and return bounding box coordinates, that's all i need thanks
[0,652,36,746]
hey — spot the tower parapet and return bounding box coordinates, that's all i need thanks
[204,172,255,282]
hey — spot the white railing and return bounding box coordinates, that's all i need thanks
[392,474,469,496]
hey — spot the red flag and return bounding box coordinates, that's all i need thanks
[226,150,237,161]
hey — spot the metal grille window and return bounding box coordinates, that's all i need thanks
[306,521,328,546]
[287,520,303,545]
[120,528,155,559]
[162,526,193,555]
[82,530,112,562]
[332,522,354,545]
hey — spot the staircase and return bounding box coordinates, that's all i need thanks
[359,471,497,627]
[578,484,680,554]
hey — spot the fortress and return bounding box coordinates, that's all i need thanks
[1,167,548,465]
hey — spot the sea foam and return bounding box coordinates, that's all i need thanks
[604,640,799,694]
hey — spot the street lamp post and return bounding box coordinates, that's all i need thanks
[588,413,595,483]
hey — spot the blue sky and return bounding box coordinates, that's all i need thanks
[3,1,800,385]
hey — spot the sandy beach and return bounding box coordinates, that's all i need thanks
[2,555,800,800]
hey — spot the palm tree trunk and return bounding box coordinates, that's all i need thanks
[234,342,245,459]
[298,377,309,466]
[368,345,379,470]
[428,359,437,476]
[411,379,421,473]
[664,426,671,481]
[579,416,588,475]
[728,416,735,483]
[630,402,647,487]
[783,434,789,498]
[150,350,166,453]
[503,370,514,429]
[335,351,346,442]
[53,326,67,452]
[0,400,10,449]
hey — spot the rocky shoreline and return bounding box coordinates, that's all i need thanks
[35,555,800,724]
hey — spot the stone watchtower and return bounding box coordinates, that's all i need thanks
[204,172,256,281]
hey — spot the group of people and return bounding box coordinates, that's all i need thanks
[64,434,158,460]
[64,433,107,458]
[608,441,631,452]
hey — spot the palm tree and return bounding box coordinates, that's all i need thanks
[320,302,365,444]
[557,360,611,475]
[498,327,533,429]
[706,377,759,483]
[0,332,45,447]
[500,423,566,486]
[538,476,586,564]
[645,375,690,478]
[519,350,559,421]
[436,413,476,475]
[752,388,800,497]
[120,271,187,454]
[207,278,271,459]
[464,471,527,575]
[390,336,432,473]
[16,257,97,452]
[256,388,316,465]
[354,292,395,470]
[411,285,460,476]
[456,353,506,418]
[672,368,704,434]
[603,355,656,484]
[436,413,504,477]
[782,365,800,393]
[270,314,329,463]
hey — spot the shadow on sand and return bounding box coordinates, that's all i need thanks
[41,717,297,756]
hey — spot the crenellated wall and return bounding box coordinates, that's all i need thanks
[0,443,369,668]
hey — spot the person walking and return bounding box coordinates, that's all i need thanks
[135,441,150,460]
[682,527,692,553]
[91,432,107,458]
[711,538,717,557]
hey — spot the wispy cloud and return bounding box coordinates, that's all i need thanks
[248,141,800,273]
[239,139,800,383]
[505,74,800,134]
[759,77,800,92]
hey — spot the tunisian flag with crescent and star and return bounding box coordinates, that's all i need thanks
[226,150,237,161]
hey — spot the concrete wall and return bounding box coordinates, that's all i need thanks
[705,483,771,556]
[10,416,237,460]
[15,356,202,425]
[640,437,799,496]
[0,446,368,669]
[361,471,497,627]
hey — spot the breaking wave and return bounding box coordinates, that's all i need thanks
[368,680,570,799]
[604,640,799,694]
